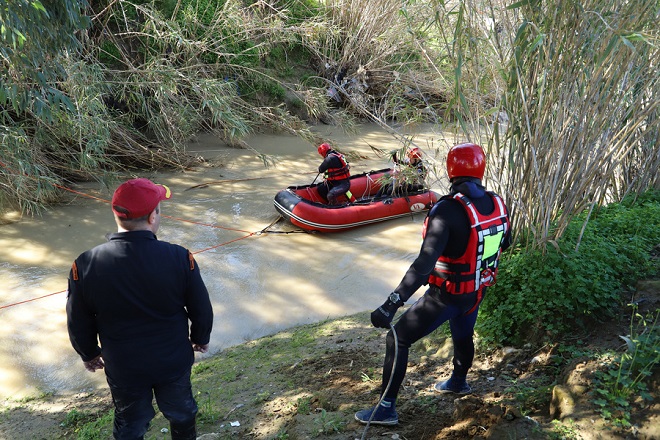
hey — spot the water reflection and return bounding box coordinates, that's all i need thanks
[0,123,458,399]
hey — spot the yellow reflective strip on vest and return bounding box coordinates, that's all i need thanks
[483,232,503,261]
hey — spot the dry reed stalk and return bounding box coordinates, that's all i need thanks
[410,0,658,250]
[86,0,328,151]
[491,0,659,249]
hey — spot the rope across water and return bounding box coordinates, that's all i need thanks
[0,160,308,310]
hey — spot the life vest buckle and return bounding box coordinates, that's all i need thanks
[480,268,495,287]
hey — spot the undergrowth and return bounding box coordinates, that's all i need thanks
[478,190,660,432]
[478,190,660,346]
[592,304,659,429]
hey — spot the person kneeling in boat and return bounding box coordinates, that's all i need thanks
[375,146,427,198]
[317,142,353,205]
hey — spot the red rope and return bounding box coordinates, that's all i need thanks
[0,159,269,310]
[163,215,253,234]
[53,183,111,203]
[0,290,66,310]
[192,232,256,254]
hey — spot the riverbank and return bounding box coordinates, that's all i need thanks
[2,280,658,440]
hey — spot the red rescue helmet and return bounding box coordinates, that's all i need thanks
[317,143,331,157]
[446,143,486,180]
[407,147,422,161]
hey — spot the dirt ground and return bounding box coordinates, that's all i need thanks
[1,281,658,440]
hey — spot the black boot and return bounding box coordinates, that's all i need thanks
[170,419,196,440]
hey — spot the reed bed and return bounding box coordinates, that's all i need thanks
[301,0,453,124]
[414,0,659,249]
[2,0,657,253]
[495,0,658,249]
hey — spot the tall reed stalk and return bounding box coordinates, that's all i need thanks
[423,0,659,249]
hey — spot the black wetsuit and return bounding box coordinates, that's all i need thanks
[380,179,511,399]
[317,151,350,204]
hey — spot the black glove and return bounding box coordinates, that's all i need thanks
[370,297,402,329]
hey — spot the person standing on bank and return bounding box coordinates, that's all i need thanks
[355,143,511,426]
[66,178,214,440]
[316,142,352,205]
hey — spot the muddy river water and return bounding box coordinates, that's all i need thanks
[0,123,463,400]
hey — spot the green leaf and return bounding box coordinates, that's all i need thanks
[640,391,653,401]
[30,0,49,15]
[507,0,534,9]
[614,397,629,407]
[623,32,647,43]
[619,335,636,352]
[620,35,635,51]
[527,33,545,54]
[11,28,26,48]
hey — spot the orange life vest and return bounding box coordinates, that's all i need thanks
[324,152,351,181]
[425,192,509,294]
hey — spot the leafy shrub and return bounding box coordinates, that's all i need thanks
[478,191,660,346]
[592,304,659,428]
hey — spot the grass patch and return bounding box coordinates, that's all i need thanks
[62,409,114,440]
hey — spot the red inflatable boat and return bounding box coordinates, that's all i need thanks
[273,168,438,232]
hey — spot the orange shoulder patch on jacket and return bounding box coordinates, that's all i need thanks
[188,251,195,271]
[71,261,79,281]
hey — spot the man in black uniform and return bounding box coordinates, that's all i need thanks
[66,178,214,440]
[316,142,352,205]
[355,143,511,426]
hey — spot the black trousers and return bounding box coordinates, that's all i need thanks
[381,288,483,399]
[318,179,350,204]
[108,369,198,440]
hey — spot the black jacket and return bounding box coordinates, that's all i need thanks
[66,230,213,386]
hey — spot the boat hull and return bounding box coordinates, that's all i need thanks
[273,169,438,232]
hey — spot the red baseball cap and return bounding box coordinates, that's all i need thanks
[111,178,171,219]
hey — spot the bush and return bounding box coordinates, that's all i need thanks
[478,191,660,346]
[592,303,659,428]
